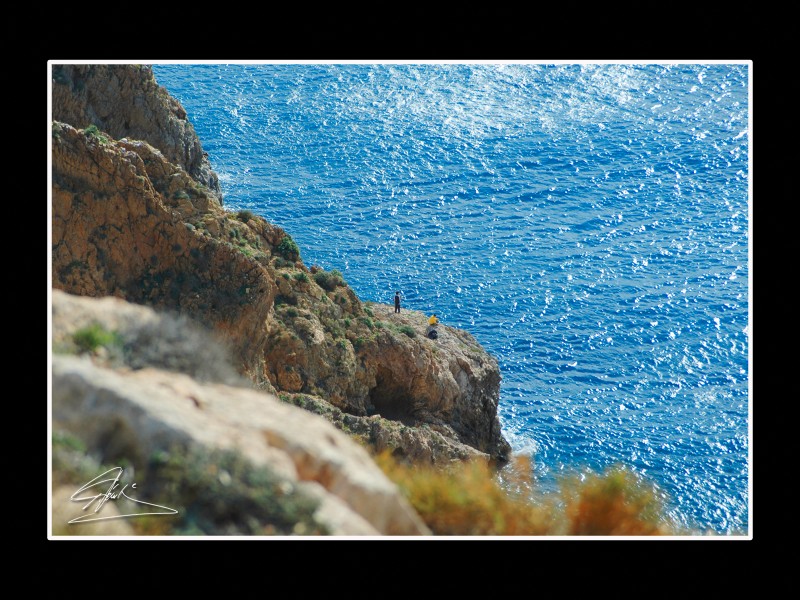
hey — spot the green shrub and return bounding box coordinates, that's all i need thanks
[53,440,330,536]
[293,271,309,283]
[398,325,416,338]
[236,209,255,223]
[139,446,328,536]
[313,268,345,291]
[83,124,110,145]
[313,272,334,291]
[52,430,86,453]
[72,323,122,353]
[276,235,300,260]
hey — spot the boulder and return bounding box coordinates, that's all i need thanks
[52,353,429,536]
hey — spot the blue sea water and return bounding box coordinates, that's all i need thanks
[153,62,751,535]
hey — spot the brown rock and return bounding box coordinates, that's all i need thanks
[52,64,221,201]
[280,392,488,464]
[50,64,511,463]
[51,122,280,385]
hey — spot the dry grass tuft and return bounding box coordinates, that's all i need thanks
[560,465,672,536]
[376,452,680,536]
[375,452,555,535]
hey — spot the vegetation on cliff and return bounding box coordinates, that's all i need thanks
[53,431,328,536]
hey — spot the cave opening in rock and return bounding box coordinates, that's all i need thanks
[369,367,416,425]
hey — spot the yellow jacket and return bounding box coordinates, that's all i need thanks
[428,315,439,326]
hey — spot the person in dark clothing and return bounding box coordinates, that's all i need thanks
[394,291,401,313]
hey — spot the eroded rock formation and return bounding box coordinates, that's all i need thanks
[52,64,221,200]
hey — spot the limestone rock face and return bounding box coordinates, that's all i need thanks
[50,63,511,463]
[280,392,488,464]
[52,351,430,536]
[365,304,510,460]
[52,64,221,201]
[51,121,280,386]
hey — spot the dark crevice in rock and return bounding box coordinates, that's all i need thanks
[369,366,416,426]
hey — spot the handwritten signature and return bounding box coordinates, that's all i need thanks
[68,467,178,524]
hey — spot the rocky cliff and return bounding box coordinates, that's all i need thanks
[51,291,429,535]
[50,63,511,464]
[52,64,221,202]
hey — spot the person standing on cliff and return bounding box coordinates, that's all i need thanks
[394,291,402,313]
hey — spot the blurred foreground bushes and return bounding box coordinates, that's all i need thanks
[375,452,688,536]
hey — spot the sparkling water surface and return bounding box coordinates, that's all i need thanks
[153,62,750,535]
